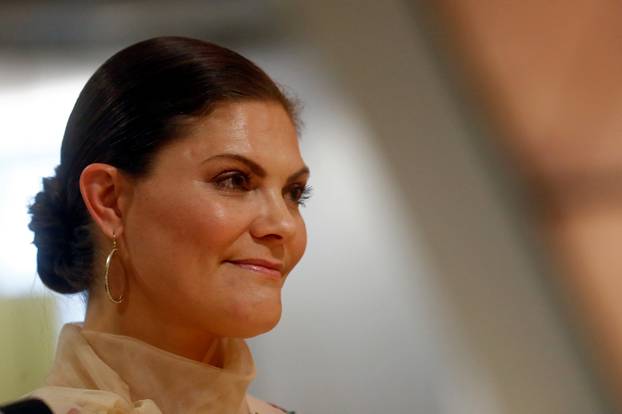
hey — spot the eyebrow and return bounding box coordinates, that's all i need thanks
[203,153,310,182]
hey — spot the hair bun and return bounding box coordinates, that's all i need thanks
[28,173,92,294]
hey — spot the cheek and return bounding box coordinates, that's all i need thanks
[124,185,251,285]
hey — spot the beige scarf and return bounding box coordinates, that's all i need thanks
[30,323,286,413]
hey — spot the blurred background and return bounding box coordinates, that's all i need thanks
[1,1,621,413]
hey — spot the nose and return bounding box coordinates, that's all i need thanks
[250,191,297,242]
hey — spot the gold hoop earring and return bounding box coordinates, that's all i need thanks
[104,232,124,304]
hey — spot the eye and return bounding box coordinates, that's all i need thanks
[286,184,313,207]
[213,171,252,191]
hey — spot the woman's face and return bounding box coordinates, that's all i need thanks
[120,100,308,339]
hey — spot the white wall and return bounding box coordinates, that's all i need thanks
[244,49,435,414]
[246,44,492,414]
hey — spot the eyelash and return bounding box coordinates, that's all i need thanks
[288,184,313,207]
[213,171,312,207]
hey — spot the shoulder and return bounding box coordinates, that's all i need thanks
[246,394,297,414]
[29,386,162,414]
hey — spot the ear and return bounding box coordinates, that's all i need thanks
[79,163,132,239]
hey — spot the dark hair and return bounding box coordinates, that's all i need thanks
[28,36,299,294]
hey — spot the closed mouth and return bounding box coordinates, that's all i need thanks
[225,259,283,278]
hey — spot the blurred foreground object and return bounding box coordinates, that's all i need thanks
[432,0,622,407]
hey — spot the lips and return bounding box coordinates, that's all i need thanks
[225,259,283,278]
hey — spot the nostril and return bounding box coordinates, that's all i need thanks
[259,233,283,241]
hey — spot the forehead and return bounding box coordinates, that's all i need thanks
[168,100,303,168]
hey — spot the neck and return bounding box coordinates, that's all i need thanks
[84,290,220,365]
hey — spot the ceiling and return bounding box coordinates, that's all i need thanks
[0,0,286,52]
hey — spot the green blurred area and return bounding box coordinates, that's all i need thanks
[0,296,57,404]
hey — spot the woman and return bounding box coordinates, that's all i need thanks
[26,36,310,414]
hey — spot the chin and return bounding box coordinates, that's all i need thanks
[229,303,283,338]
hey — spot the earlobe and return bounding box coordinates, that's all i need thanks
[79,163,126,239]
